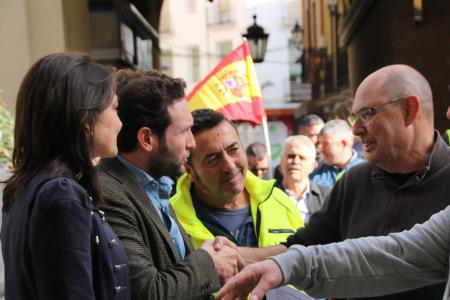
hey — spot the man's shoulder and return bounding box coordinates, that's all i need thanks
[98,158,141,210]
[310,181,330,197]
[344,160,372,176]
[348,155,365,167]
[98,158,131,190]
[313,161,332,173]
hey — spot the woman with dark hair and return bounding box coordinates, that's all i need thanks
[1,53,129,299]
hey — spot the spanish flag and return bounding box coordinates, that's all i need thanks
[186,40,266,125]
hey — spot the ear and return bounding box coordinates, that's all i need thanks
[403,96,420,126]
[136,127,155,152]
[84,124,93,137]
[313,159,318,169]
[185,163,196,183]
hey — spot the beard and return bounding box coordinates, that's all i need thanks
[148,140,185,180]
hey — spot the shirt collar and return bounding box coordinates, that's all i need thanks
[284,180,311,201]
[117,155,173,194]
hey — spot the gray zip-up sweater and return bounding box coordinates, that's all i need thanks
[272,204,450,299]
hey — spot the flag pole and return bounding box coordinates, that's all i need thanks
[261,115,273,177]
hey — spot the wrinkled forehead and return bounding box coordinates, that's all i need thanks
[318,133,335,142]
[353,78,387,112]
[250,156,269,167]
[284,142,314,158]
[193,122,241,151]
[303,124,323,136]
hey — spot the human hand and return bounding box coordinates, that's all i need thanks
[212,235,238,252]
[201,240,243,284]
[215,259,283,300]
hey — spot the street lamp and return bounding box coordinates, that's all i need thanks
[289,20,307,101]
[291,20,304,80]
[242,15,269,63]
[327,0,339,92]
[291,21,303,47]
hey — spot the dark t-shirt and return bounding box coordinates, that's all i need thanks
[192,190,257,247]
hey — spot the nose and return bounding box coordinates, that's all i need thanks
[446,105,450,120]
[316,143,323,153]
[186,130,196,150]
[222,152,236,171]
[352,119,366,137]
[293,155,301,163]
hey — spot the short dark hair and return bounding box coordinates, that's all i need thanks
[4,52,115,212]
[188,109,235,165]
[191,109,233,136]
[246,142,267,160]
[116,69,186,153]
[294,114,324,134]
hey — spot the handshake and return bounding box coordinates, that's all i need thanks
[201,237,288,300]
[200,236,245,284]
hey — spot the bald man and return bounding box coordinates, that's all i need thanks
[221,65,450,300]
[217,105,450,300]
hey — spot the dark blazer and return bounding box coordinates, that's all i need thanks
[1,169,130,300]
[306,182,330,215]
[98,158,220,300]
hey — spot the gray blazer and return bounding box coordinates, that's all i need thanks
[98,158,220,300]
[306,182,330,216]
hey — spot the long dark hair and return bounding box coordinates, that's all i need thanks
[3,53,115,212]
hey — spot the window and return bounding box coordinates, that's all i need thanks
[189,46,200,83]
[218,40,233,59]
[283,0,301,26]
[136,37,153,70]
[206,0,232,25]
[160,0,171,33]
[186,0,196,13]
[120,22,135,64]
[160,49,173,77]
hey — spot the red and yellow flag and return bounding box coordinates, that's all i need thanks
[186,40,266,125]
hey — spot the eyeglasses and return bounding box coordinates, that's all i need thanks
[347,96,408,126]
[250,167,268,174]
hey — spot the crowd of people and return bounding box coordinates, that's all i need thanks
[1,52,450,300]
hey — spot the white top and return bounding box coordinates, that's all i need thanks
[284,181,311,223]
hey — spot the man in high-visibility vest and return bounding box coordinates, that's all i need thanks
[171,109,303,249]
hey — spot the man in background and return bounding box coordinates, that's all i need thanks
[293,114,325,147]
[277,135,329,224]
[246,142,270,179]
[274,114,325,183]
[310,119,364,188]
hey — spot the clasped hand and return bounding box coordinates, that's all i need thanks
[200,236,244,284]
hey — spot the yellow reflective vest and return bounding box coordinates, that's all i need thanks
[170,171,304,249]
[444,129,450,145]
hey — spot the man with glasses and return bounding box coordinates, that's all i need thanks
[218,64,450,300]
[246,142,270,179]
